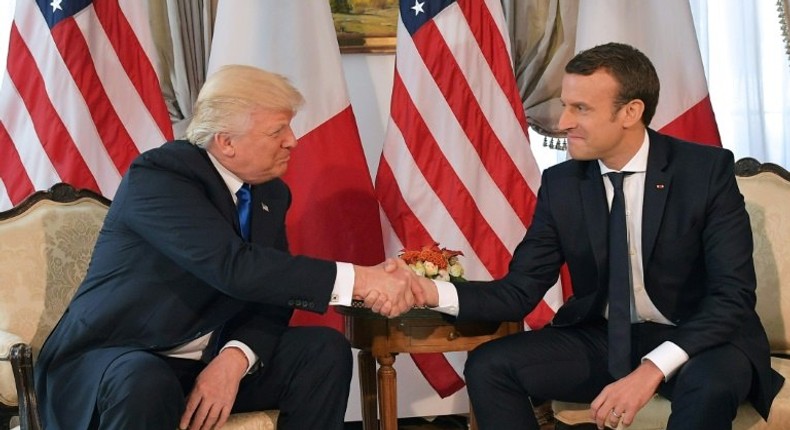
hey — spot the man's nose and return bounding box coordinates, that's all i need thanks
[557,109,574,131]
[281,127,298,148]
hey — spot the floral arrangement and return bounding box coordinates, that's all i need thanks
[398,243,465,282]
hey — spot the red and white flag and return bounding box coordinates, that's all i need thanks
[576,0,720,146]
[0,0,172,210]
[209,0,385,332]
[375,0,566,397]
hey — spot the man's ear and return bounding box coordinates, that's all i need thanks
[212,133,235,157]
[622,99,645,128]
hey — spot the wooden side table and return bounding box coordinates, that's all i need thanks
[337,305,522,430]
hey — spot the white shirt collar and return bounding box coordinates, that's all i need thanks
[206,151,245,198]
[598,130,650,175]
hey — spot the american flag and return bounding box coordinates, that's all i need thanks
[375,0,567,397]
[0,0,172,209]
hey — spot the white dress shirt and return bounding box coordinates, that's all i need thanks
[432,131,689,380]
[160,152,355,372]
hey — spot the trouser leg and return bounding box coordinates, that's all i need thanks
[233,326,353,430]
[94,351,184,430]
[465,320,613,430]
[660,344,753,430]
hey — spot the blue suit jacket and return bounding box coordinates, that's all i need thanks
[35,140,337,429]
[455,130,783,417]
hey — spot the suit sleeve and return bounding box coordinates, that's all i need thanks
[455,170,565,321]
[117,150,337,312]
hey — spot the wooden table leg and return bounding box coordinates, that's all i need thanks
[376,353,398,430]
[358,350,378,430]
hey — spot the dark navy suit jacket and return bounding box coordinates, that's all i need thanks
[455,130,783,418]
[35,140,337,429]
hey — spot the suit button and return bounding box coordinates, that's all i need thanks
[295,299,302,307]
[287,299,295,306]
[307,302,315,309]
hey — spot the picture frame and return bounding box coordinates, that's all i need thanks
[330,0,398,53]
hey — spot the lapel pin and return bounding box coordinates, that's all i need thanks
[261,203,270,212]
[656,184,665,190]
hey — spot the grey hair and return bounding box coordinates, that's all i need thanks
[185,65,304,148]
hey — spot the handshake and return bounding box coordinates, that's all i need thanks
[352,258,440,318]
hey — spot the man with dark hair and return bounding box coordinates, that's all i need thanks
[415,43,783,429]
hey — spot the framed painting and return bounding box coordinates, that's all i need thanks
[330,0,398,53]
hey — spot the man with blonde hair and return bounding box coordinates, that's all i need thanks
[35,65,418,430]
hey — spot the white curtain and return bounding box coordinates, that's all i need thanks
[690,0,790,167]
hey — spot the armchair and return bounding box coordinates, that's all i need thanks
[553,158,790,429]
[0,184,278,430]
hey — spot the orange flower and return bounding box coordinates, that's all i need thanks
[398,243,465,281]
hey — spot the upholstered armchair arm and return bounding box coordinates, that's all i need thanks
[0,330,41,430]
[0,330,24,406]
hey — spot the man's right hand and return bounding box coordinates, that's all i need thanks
[180,347,247,430]
[415,275,439,307]
[353,258,421,317]
[378,259,440,309]
[382,259,440,308]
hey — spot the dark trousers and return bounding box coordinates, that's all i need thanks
[464,319,753,430]
[92,326,352,430]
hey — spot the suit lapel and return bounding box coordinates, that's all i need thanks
[176,141,287,244]
[580,161,609,277]
[642,131,672,264]
[193,147,240,233]
[249,182,287,246]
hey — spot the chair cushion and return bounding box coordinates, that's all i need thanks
[736,173,790,355]
[223,410,279,430]
[554,356,790,429]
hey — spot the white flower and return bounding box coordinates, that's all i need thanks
[438,269,451,281]
[424,261,439,277]
[410,262,426,277]
[448,263,464,278]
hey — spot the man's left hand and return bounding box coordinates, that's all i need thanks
[180,347,249,430]
[590,360,664,429]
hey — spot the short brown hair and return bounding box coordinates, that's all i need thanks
[565,43,660,126]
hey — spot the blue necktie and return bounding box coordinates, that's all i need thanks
[236,184,252,242]
[607,172,632,378]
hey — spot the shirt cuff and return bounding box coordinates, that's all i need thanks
[220,341,259,374]
[329,262,354,306]
[431,280,460,316]
[642,341,689,381]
